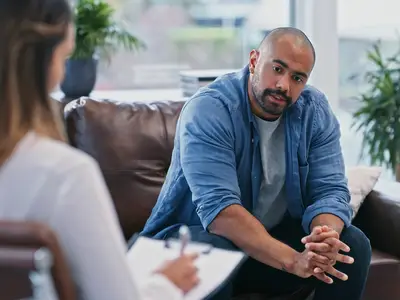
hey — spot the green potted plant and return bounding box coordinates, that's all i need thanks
[352,42,400,181]
[61,0,144,99]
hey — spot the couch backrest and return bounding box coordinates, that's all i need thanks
[64,98,185,239]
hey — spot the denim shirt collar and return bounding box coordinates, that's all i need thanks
[239,65,257,126]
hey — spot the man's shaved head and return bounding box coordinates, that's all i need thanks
[259,27,316,66]
[247,27,315,120]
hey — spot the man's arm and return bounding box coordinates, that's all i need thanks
[179,94,298,271]
[209,205,298,270]
[302,92,352,235]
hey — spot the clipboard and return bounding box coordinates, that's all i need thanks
[129,234,215,255]
[127,233,248,300]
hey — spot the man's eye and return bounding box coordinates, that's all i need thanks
[293,75,303,83]
[273,66,282,73]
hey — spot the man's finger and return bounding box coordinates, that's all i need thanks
[307,246,353,265]
[302,231,339,244]
[313,270,333,284]
[321,225,332,232]
[311,250,337,266]
[336,253,354,264]
[313,263,348,281]
[305,242,331,252]
[324,237,351,252]
[309,251,353,266]
[307,250,331,265]
[311,226,323,235]
[326,266,348,281]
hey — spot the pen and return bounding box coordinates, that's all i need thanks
[178,225,191,256]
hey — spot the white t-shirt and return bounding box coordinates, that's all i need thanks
[0,132,183,300]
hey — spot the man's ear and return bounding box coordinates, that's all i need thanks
[249,49,259,74]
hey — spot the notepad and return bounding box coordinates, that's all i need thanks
[127,236,246,300]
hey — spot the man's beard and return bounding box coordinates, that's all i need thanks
[251,84,293,116]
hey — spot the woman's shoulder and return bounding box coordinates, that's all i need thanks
[0,133,104,222]
[17,132,99,177]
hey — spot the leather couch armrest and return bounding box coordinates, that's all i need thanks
[0,221,76,300]
[353,180,400,258]
[0,247,37,300]
[0,247,36,269]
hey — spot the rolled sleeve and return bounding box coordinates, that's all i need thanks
[301,95,352,234]
[179,93,242,230]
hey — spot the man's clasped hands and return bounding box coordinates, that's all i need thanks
[291,226,354,284]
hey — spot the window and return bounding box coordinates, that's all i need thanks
[338,0,400,106]
[96,0,290,90]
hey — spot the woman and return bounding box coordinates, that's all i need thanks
[0,1,198,299]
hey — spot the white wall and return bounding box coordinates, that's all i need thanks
[293,0,339,110]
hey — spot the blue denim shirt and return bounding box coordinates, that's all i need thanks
[141,66,352,238]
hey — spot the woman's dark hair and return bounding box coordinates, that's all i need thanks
[0,0,72,166]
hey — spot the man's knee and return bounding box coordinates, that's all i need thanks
[341,225,372,266]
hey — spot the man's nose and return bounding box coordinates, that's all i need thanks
[276,75,290,93]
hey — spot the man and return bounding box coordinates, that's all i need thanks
[141,27,371,299]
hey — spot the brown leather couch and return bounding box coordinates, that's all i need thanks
[0,221,76,300]
[64,97,400,300]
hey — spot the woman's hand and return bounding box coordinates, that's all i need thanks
[156,253,200,294]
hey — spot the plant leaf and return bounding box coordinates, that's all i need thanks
[71,0,145,60]
[352,41,400,175]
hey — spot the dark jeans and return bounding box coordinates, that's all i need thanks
[166,215,372,300]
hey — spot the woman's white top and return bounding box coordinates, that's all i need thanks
[0,132,183,300]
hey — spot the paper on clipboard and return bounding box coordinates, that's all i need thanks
[127,236,246,300]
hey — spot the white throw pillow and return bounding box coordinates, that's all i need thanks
[346,166,382,219]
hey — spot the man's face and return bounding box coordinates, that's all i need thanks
[249,36,314,118]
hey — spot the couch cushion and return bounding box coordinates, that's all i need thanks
[64,98,185,239]
[346,166,382,218]
[363,250,400,300]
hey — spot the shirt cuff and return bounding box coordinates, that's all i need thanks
[301,201,352,234]
[139,273,184,300]
[198,199,242,231]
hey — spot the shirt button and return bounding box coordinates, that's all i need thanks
[251,138,254,143]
